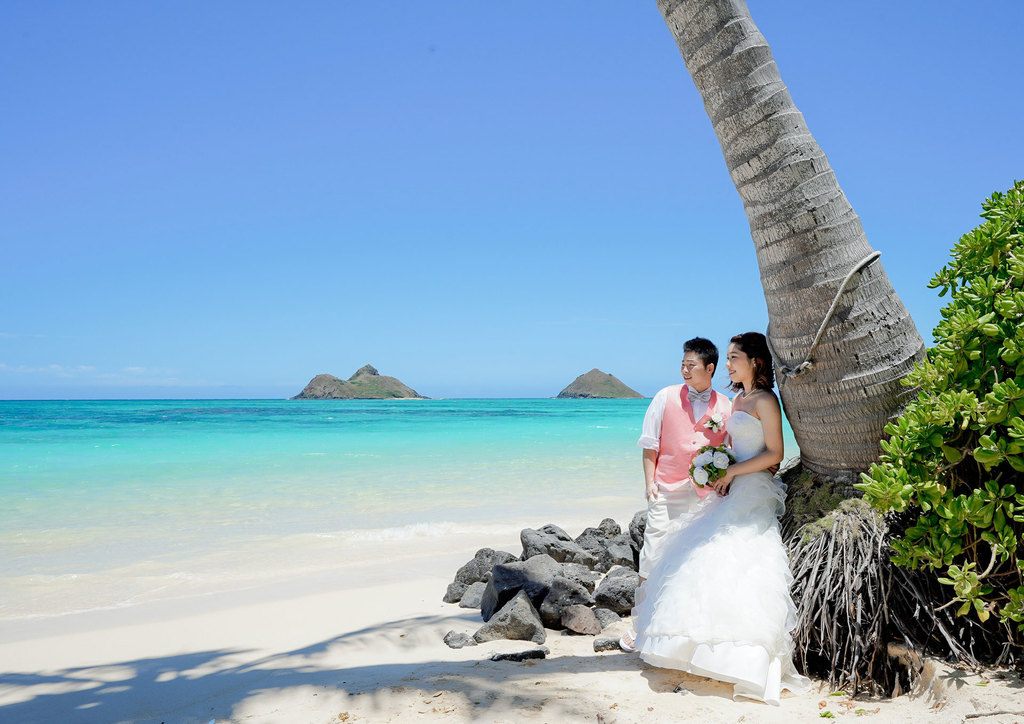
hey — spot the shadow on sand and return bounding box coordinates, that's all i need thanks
[0,613,730,723]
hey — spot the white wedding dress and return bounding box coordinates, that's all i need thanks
[632,411,811,704]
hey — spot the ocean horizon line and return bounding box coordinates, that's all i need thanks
[0,395,665,402]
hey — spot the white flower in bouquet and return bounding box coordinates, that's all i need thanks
[694,451,713,467]
[712,451,730,470]
[692,467,710,486]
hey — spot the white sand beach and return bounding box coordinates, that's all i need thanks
[2,518,1023,724]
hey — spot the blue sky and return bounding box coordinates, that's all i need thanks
[2,2,1022,399]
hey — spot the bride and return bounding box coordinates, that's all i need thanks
[631,332,811,704]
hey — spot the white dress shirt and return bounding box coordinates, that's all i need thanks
[637,385,720,451]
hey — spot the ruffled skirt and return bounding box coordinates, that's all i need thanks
[632,471,811,704]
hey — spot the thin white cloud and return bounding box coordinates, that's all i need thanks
[0,362,216,387]
[0,363,97,378]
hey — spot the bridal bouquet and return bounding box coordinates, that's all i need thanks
[689,444,736,487]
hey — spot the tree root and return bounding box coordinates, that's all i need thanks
[780,462,1015,696]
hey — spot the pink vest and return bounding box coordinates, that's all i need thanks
[655,385,731,499]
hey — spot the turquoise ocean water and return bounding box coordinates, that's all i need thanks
[0,398,798,620]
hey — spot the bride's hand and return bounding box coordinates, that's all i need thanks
[713,470,736,496]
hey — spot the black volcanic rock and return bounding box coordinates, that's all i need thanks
[556,369,643,399]
[490,647,549,662]
[444,548,518,603]
[575,524,635,573]
[594,566,641,614]
[521,524,599,568]
[628,510,646,569]
[562,605,602,635]
[459,581,486,609]
[538,575,594,629]
[443,631,477,649]
[559,562,601,593]
[473,591,546,644]
[593,607,621,629]
[480,554,560,622]
[292,364,425,399]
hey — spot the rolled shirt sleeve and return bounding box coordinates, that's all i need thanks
[637,387,669,451]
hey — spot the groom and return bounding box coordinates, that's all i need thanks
[620,336,731,651]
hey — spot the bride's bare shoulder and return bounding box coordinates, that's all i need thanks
[753,390,781,417]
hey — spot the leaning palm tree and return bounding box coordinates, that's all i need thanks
[656,0,932,692]
[657,0,924,480]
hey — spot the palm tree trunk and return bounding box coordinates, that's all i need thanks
[657,0,925,485]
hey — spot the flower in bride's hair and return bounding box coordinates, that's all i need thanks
[712,451,730,469]
[692,467,710,486]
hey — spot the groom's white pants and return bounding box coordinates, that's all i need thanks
[637,484,709,579]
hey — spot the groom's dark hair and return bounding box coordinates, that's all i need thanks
[683,337,718,373]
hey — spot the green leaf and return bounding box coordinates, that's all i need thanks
[974,448,1002,465]
[863,181,1024,633]
[941,445,964,463]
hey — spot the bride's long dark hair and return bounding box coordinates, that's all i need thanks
[729,332,775,393]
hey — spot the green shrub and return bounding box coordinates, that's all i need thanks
[856,180,1024,628]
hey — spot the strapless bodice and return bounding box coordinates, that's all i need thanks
[728,411,767,463]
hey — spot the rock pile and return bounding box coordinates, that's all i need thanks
[442,513,646,648]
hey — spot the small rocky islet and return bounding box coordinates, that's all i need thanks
[556,369,644,399]
[441,512,646,654]
[293,365,643,400]
[292,364,425,399]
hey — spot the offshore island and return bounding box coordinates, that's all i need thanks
[292,364,426,399]
[556,369,644,399]
[292,365,645,400]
